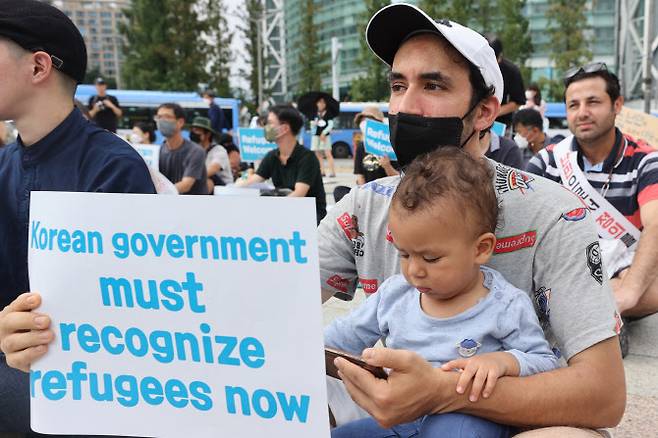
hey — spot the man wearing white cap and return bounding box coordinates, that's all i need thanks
[318,3,624,436]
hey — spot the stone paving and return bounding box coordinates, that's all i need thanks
[322,160,658,437]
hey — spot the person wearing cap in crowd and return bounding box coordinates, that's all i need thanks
[488,36,525,135]
[88,77,122,133]
[156,103,209,195]
[202,89,228,134]
[190,116,233,192]
[513,108,561,168]
[526,63,658,357]
[0,0,155,433]
[318,3,624,436]
[237,104,327,224]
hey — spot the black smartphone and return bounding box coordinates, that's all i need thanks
[325,347,388,380]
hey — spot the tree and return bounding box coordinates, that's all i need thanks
[296,0,324,94]
[236,0,263,112]
[544,0,592,99]
[83,67,117,88]
[349,0,390,102]
[497,0,532,68]
[120,0,208,90]
[202,0,234,97]
[418,0,474,25]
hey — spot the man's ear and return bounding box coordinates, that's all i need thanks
[473,96,500,133]
[30,51,55,85]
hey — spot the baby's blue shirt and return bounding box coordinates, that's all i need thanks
[324,266,558,377]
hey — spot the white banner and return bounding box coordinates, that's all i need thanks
[28,192,329,437]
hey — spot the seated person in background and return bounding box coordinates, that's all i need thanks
[513,108,560,168]
[526,63,658,356]
[130,121,156,144]
[190,116,232,192]
[237,105,327,223]
[326,148,557,437]
[156,103,208,195]
[482,128,523,169]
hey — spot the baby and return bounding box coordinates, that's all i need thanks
[325,147,558,437]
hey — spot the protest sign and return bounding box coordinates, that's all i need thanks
[492,121,506,137]
[237,128,277,161]
[616,106,658,148]
[364,119,396,160]
[131,143,161,170]
[28,192,329,437]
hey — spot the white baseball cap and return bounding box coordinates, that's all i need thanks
[366,3,504,104]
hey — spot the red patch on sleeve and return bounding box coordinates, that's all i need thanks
[336,213,353,240]
[359,278,378,294]
[326,275,350,293]
[494,231,537,254]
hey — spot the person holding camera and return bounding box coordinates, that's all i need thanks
[88,77,122,133]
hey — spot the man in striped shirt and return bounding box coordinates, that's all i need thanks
[527,63,658,320]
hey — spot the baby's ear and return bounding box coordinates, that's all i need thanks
[474,232,496,264]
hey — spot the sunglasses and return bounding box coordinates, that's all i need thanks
[563,62,608,85]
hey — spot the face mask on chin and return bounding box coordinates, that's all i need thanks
[388,104,478,169]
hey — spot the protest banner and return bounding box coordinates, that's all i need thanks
[130,143,161,170]
[616,106,658,148]
[28,192,329,437]
[364,119,396,160]
[237,128,277,161]
[492,121,506,137]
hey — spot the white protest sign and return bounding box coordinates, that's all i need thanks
[130,143,161,170]
[28,192,329,437]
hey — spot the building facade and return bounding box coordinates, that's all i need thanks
[52,0,129,87]
[279,0,624,101]
[284,0,365,99]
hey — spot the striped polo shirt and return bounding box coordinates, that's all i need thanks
[526,128,658,229]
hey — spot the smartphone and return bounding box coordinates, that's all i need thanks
[325,347,388,380]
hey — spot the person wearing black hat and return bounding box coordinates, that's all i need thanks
[190,116,233,191]
[88,77,122,133]
[0,0,155,434]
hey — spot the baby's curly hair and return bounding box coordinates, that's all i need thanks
[391,147,499,237]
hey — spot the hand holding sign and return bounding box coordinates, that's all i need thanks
[28,192,329,437]
[364,119,396,160]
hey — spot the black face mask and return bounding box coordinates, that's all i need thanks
[189,132,202,144]
[388,105,478,169]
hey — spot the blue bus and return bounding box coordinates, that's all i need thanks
[302,102,389,158]
[74,85,241,138]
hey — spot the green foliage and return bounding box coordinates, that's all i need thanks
[417,0,532,68]
[202,0,234,97]
[536,76,564,101]
[546,0,592,74]
[236,0,263,111]
[84,67,117,88]
[120,0,231,92]
[296,0,324,94]
[349,0,390,102]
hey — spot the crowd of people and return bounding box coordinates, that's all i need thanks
[1,0,657,437]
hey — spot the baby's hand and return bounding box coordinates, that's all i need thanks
[441,352,520,402]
